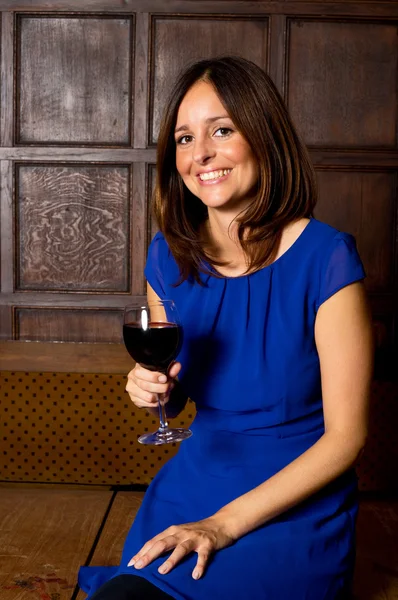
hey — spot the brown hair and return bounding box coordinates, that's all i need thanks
[154,56,317,283]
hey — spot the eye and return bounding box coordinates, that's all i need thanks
[176,134,193,145]
[214,127,233,138]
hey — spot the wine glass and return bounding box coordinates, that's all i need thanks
[123,299,192,445]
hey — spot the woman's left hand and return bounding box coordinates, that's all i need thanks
[127,517,235,580]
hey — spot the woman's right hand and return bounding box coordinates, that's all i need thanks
[125,362,182,411]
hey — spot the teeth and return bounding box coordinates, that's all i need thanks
[199,169,231,181]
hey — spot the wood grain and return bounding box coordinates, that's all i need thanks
[287,19,398,148]
[147,163,158,247]
[1,1,398,17]
[269,14,286,96]
[0,12,14,147]
[0,340,133,372]
[131,162,147,295]
[0,488,113,600]
[76,491,144,600]
[353,499,398,600]
[16,165,130,292]
[0,160,13,296]
[14,308,125,343]
[133,12,150,148]
[149,15,269,143]
[17,15,133,145]
[315,169,395,292]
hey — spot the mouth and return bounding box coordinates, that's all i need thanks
[198,169,232,182]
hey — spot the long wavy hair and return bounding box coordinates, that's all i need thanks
[154,56,317,283]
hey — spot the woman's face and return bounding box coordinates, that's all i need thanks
[174,81,258,214]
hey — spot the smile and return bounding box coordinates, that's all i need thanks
[198,169,232,182]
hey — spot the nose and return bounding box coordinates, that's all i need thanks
[192,136,215,165]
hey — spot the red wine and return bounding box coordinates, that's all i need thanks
[123,321,182,372]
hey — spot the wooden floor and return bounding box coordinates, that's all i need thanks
[0,487,397,600]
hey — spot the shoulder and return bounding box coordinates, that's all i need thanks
[309,218,348,243]
[147,231,172,264]
[310,219,365,310]
[146,230,180,284]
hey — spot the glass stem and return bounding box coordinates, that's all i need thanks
[157,393,168,432]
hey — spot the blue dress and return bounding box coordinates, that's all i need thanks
[79,218,366,599]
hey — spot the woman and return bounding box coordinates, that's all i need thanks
[79,56,374,599]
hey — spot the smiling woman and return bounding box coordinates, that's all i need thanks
[155,56,316,282]
[174,83,258,218]
[79,56,373,600]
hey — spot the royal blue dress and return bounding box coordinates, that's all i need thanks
[79,218,366,599]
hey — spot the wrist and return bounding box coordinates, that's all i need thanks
[208,508,243,543]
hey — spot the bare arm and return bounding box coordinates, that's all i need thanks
[213,281,374,537]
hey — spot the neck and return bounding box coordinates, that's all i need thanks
[204,209,246,266]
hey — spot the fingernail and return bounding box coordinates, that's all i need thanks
[192,570,200,580]
[158,564,168,574]
[158,375,167,383]
[127,559,135,567]
[135,560,143,569]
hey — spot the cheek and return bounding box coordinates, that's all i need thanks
[176,153,190,178]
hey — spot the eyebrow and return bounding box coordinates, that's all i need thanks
[174,115,231,134]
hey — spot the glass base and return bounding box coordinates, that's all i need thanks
[138,427,192,445]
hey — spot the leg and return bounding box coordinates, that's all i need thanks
[89,574,175,600]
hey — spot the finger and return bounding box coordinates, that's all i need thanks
[130,535,178,569]
[192,549,211,580]
[132,366,168,384]
[158,540,194,575]
[134,378,170,395]
[168,362,182,379]
[128,527,178,566]
[125,381,158,407]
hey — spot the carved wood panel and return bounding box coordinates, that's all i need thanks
[17,15,133,145]
[287,19,398,148]
[149,16,269,144]
[16,164,130,292]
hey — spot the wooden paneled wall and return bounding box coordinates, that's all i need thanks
[0,1,397,377]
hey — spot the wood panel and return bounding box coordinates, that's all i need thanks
[17,15,133,145]
[147,163,158,247]
[1,12,13,147]
[353,499,398,600]
[314,169,396,292]
[0,340,132,373]
[16,164,130,293]
[0,488,112,600]
[287,19,398,148]
[0,1,398,17]
[14,307,123,342]
[149,15,269,143]
[0,0,396,375]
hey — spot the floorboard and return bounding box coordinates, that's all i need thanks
[76,491,144,600]
[0,488,112,600]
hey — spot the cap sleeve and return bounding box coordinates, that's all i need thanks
[317,232,366,311]
[144,232,167,299]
